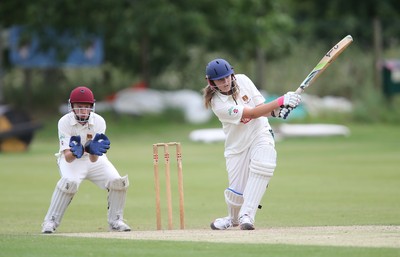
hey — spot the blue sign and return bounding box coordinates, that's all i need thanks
[9,26,103,68]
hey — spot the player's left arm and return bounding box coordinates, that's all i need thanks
[243,92,301,119]
[84,133,110,157]
[86,115,108,162]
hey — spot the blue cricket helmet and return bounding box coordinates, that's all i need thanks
[206,58,234,80]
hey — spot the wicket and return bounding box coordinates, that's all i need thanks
[152,142,184,230]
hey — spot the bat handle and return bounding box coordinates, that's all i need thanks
[295,87,304,95]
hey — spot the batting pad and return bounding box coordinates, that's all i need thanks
[106,175,129,223]
[240,160,275,220]
[43,178,79,225]
[225,189,244,223]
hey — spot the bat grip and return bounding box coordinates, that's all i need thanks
[295,88,304,95]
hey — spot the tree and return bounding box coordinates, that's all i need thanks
[0,0,295,88]
[286,0,400,92]
[287,0,400,47]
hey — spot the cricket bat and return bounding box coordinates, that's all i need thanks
[295,35,353,94]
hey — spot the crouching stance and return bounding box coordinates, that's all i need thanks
[202,59,301,230]
[42,86,131,233]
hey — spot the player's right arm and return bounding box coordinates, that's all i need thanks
[63,149,77,163]
[58,114,82,163]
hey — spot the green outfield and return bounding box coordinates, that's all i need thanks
[0,115,399,257]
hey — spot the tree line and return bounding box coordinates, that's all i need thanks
[0,0,399,111]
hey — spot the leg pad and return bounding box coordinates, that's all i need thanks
[240,160,275,220]
[43,178,79,228]
[224,189,244,224]
[107,175,129,223]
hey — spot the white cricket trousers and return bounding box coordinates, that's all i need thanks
[225,132,277,194]
[57,155,122,189]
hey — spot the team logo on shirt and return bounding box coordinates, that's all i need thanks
[242,95,250,103]
[228,106,239,116]
[86,134,93,141]
[60,135,65,145]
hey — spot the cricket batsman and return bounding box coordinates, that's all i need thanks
[202,58,301,230]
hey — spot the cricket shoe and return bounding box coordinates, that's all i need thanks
[41,221,57,234]
[239,214,255,230]
[109,220,131,232]
[210,216,239,230]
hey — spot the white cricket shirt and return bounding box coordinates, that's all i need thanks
[211,74,273,157]
[56,112,106,158]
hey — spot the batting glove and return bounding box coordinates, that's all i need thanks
[271,106,292,119]
[69,135,84,158]
[277,92,302,108]
[84,133,110,156]
[278,106,292,119]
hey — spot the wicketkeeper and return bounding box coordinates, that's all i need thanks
[203,58,301,230]
[41,86,131,233]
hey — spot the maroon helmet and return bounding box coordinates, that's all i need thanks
[68,86,95,122]
[69,86,95,104]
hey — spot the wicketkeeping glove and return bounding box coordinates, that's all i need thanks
[69,135,84,158]
[84,133,110,156]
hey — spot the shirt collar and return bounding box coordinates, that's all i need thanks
[215,91,230,102]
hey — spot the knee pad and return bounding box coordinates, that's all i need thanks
[56,178,79,194]
[106,175,129,191]
[250,160,275,178]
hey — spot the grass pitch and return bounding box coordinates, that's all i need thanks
[0,115,399,257]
